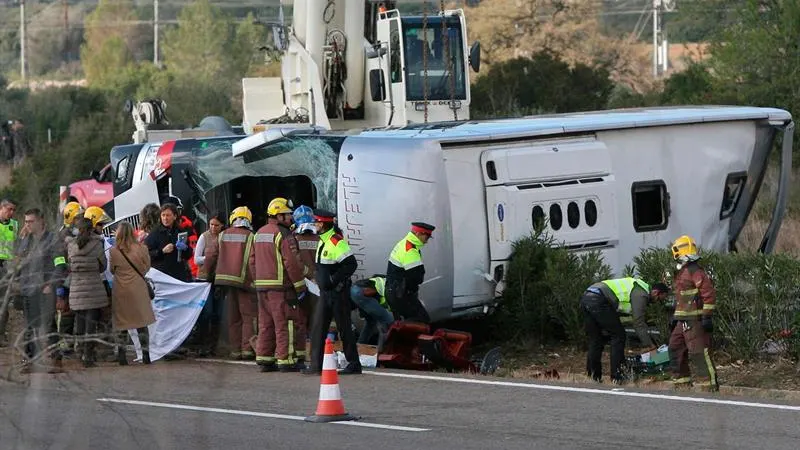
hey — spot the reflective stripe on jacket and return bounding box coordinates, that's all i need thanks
[213,227,253,288]
[673,262,716,319]
[251,220,306,292]
[294,232,319,279]
[599,277,650,315]
[0,218,18,260]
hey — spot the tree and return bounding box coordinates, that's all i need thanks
[161,0,232,83]
[470,51,613,119]
[80,0,140,85]
[705,0,800,118]
[464,0,652,91]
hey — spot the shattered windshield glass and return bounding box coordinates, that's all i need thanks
[190,136,342,212]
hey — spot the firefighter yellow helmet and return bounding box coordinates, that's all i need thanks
[671,235,698,260]
[84,206,112,228]
[229,206,253,225]
[267,197,293,216]
[63,202,84,226]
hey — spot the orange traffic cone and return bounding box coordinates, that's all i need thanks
[305,338,358,423]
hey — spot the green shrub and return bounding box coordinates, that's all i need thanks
[490,232,612,344]
[627,247,800,361]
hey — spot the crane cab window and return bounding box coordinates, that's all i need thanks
[402,16,467,101]
[631,180,669,232]
[720,172,747,219]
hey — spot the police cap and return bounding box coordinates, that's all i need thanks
[313,209,336,223]
[411,222,435,236]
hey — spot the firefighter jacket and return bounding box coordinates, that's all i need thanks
[314,227,357,292]
[211,226,254,289]
[386,231,425,294]
[251,219,306,293]
[0,217,18,263]
[294,231,319,279]
[14,230,67,297]
[673,261,716,320]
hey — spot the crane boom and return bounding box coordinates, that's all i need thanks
[242,0,481,134]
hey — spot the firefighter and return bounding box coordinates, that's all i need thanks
[0,198,19,347]
[251,198,307,372]
[580,277,670,383]
[59,202,84,240]
[207,206,257,360]
[55,201,84,354]
[385,222,435,323]
[304,209,361,376]
[290,205,318,369]
[668,235,718,391]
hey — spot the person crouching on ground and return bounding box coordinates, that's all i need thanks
[580,277,669,384]
[110,221,155,366]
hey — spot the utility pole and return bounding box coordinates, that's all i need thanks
[652,0,660,77]
[154,0,160,67]
[63,0,69,64]
[20,0,26,81]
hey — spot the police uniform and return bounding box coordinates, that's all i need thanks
[0,215,19,344]
[580,277,653,383]
[305,209,360,375]
[384,222,435,323]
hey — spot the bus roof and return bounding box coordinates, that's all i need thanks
[357,106,793,143]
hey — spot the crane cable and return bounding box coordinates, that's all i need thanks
[441,0,457,121]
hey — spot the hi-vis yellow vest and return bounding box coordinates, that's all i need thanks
[601,278,650,314]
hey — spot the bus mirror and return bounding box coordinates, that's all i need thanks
[369,69,386,101]
[469,41,481,73]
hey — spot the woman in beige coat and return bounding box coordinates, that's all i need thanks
[66,217,109,368]
[110,221,156,365]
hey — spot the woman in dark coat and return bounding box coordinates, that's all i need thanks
[144,203,193,282]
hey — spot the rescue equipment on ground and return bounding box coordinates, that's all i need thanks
[378,321,501,374]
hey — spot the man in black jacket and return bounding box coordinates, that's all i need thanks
[15,208,67,373]
[303,209,361,375]
[385,222,435,323]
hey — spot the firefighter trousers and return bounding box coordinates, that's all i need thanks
[287,293,315,362]
[226,287,257,356]
[668,319,718,387]
[256,289,297,367]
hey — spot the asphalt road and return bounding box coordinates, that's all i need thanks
[2,359,800,450]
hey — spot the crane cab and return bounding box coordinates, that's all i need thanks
[367,9,480,126]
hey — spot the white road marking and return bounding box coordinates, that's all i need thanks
[196,357,800,412]
[96,398,429,432]
[365,371,800,412]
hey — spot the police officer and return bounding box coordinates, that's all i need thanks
[385,222,435,323]
[580,277,669,384]
[206,206,257,360]
[669,235,718,391]
[291,205,318,369]
[351,274,394,352]
[0,198,19,347]
[304,209,361,375]
[251,198,308,372]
